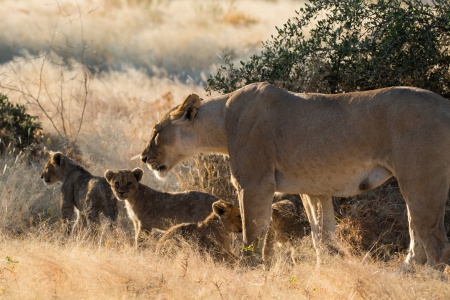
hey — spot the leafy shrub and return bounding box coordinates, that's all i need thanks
[207,0,450,96]
[0,93,42,152]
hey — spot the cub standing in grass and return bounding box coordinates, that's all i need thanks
[41,152,118,234]
[157,199,242,264]
[104,167,218,247]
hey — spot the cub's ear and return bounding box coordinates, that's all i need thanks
[132,168,144,183]
[44,148,54,158]
[51,152,63,167]
[104,170,116,182]
[212,200,231,217]
[170,93,202,123]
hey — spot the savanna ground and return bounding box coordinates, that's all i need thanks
[1,0,450,299]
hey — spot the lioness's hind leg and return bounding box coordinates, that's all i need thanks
[398,178,450,267]
[402,205,427,268]
[301,194,335,264]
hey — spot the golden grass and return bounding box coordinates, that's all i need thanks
[1,233,450,299]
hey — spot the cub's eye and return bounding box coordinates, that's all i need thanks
[238,216,242,221]
[126,182,132,186]
[114,181,119,187]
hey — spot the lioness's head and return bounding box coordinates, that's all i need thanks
[104,168,143,201]
[40,152,65,185]
[212,200,243,233]
[140,94,202,178]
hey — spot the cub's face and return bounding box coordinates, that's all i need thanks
[104,168,143,201]
[40,152,64,185]
[271,201,296,229]
[140,94,201,179]
[212,200,243,233]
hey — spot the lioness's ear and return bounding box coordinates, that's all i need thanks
[52,152,63,167]
[104,169,115,182]
[212,200,230,217]
[132,168,144,183]
[170,93,202,123]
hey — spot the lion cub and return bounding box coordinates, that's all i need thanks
[157,199,242,263]
[41,152,118,234]
[263,199,310,264]
[104,168,218,247]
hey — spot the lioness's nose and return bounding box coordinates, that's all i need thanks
[40,173,43,179]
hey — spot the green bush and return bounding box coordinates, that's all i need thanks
[0,94,42,151]
[207,0,450,96]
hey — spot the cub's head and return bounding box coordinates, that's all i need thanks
[271,200,309,240]
[271,200,297,231]
[40,152,65,185]
[104,168,143,201]
[212,200,242,233]
[140,93,202,179]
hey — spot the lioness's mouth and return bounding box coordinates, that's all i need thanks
[157,165,167,172]
[149,162,166,172]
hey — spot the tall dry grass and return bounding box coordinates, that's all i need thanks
[2,228,450,299]
[1,0,450,299]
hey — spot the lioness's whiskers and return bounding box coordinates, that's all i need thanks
[130,154,140,161]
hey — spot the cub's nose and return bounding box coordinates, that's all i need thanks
[141,155,147,163]
[40,173,43,179]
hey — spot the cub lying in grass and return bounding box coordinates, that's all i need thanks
[157,199,242,264]
[41,152,118,234]
[104,167,218,247]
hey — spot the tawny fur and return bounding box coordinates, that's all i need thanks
[41,152,118,234]
[140,82,450,268]
[104,168,218,247]
[157,200,242,263]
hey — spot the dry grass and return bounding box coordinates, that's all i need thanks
[1,0,450,299]
[1,231,450,299]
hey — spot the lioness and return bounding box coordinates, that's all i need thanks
[41,152,118,234]
[263,199,310,264]
[104,167,218,247]
[140,82,450,268]
[157,199,242,263]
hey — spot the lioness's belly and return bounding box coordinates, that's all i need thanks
[274,164,392,197]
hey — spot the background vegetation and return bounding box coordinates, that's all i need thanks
[208,0,450,95]
[1,0,450,298]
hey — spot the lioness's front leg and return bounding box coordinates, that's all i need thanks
[234,178,274,262]
[301,194,335,264]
